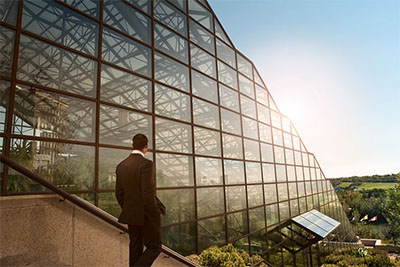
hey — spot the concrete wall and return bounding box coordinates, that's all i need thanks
[0,195,189,267]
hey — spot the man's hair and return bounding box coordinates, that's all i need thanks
[132,134,148,150]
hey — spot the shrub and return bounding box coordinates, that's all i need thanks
[197,243,266,267]
[323,247,398,267]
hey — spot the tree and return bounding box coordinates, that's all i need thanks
[381,181,400,244]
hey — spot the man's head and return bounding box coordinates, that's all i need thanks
[132,134,148,154]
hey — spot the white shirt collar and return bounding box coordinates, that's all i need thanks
[131,150,144,157]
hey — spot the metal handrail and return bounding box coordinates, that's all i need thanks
[0,155,199,267]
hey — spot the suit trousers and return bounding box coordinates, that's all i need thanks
[128,213,162,267]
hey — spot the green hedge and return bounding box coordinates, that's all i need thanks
[322,247,399,267]
[186,244,266,267]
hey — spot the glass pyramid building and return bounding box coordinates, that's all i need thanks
[0,0,356,265]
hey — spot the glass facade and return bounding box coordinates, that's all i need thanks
[0,0,356,263]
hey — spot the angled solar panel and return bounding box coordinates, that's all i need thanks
[292,209,340,238]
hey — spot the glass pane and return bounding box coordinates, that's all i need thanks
[190,19,214,54]
[287,165,296,181]
[154,22,188,63]
[279,201,290,221]
[195,157,223,185]
[237,54,253,80]
[226,186,246,212]
[18,34,97,98]
[304,153,311,167]
[227,211,248,241]
[247,185,264,207]
[190,44,216,78]
[99,147,130,189]
[98,192,121,217]
[194,127,221,156]
[293,136,300,151]
[294,151,302,166]
[296,167,304,181]
[219,84,239,112]
[262,163,275,183]
[9,139,95,191]
[155,118,192,153]
[103,0,151,44]
[0,0,19,25]
[156,153,194,187]
[304,167,310,180]
[0,81,10,133]
[246,162,262,183]
[189,0,213,32]
[240,95,257,119]
[244,139,260,161]
[155,52,189,92]
[277,183,288,201]
[162,223,196,256]
[100,104,152,147]
[305,182,312,195]
[216,39,235,69]
[260,143,273,163]
[259,123,272,143]
[264,184,277,204]
[257,104,270,125]
[222,133,243,159]
[192,70,218,103]
[290,199,299,216]
[221,108,241,135]
[274,146,285,164]
[272,128,283,146]
[154,0,187,36]
[298,182,305,197]
[266,204,278,226]
[12,84,95,142]
[218,60,237,89]
[102,27,151,77]
[101,64,151,112]
[271,110,281,129]
[22,0,98,56]
[276,164,286,182]
[0,27,15,77]
[239,74,254,98]
[193,98,219,129]
[198,216,225,251]
[285,149,294,165]
[157,188,195,225]
[224,159,245,184]
[256,85,269,106]
[154,83,191,122]
[249,208,265,233]
[242,117,258,140]
[197,187,225,218]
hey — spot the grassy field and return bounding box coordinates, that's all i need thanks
[339,182,352,188]
[338,182,397,190]
[358,182,397,190]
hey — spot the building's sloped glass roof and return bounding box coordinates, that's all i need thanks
[292,209,340,238]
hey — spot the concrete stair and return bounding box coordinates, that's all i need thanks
[0,195,192,267]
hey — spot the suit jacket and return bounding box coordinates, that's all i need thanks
[115,154,160,225]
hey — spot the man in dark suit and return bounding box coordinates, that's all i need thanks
[116,134,162,267]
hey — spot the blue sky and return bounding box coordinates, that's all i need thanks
[208,0,400,178]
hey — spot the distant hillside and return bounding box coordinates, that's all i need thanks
[329,173,400,188]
